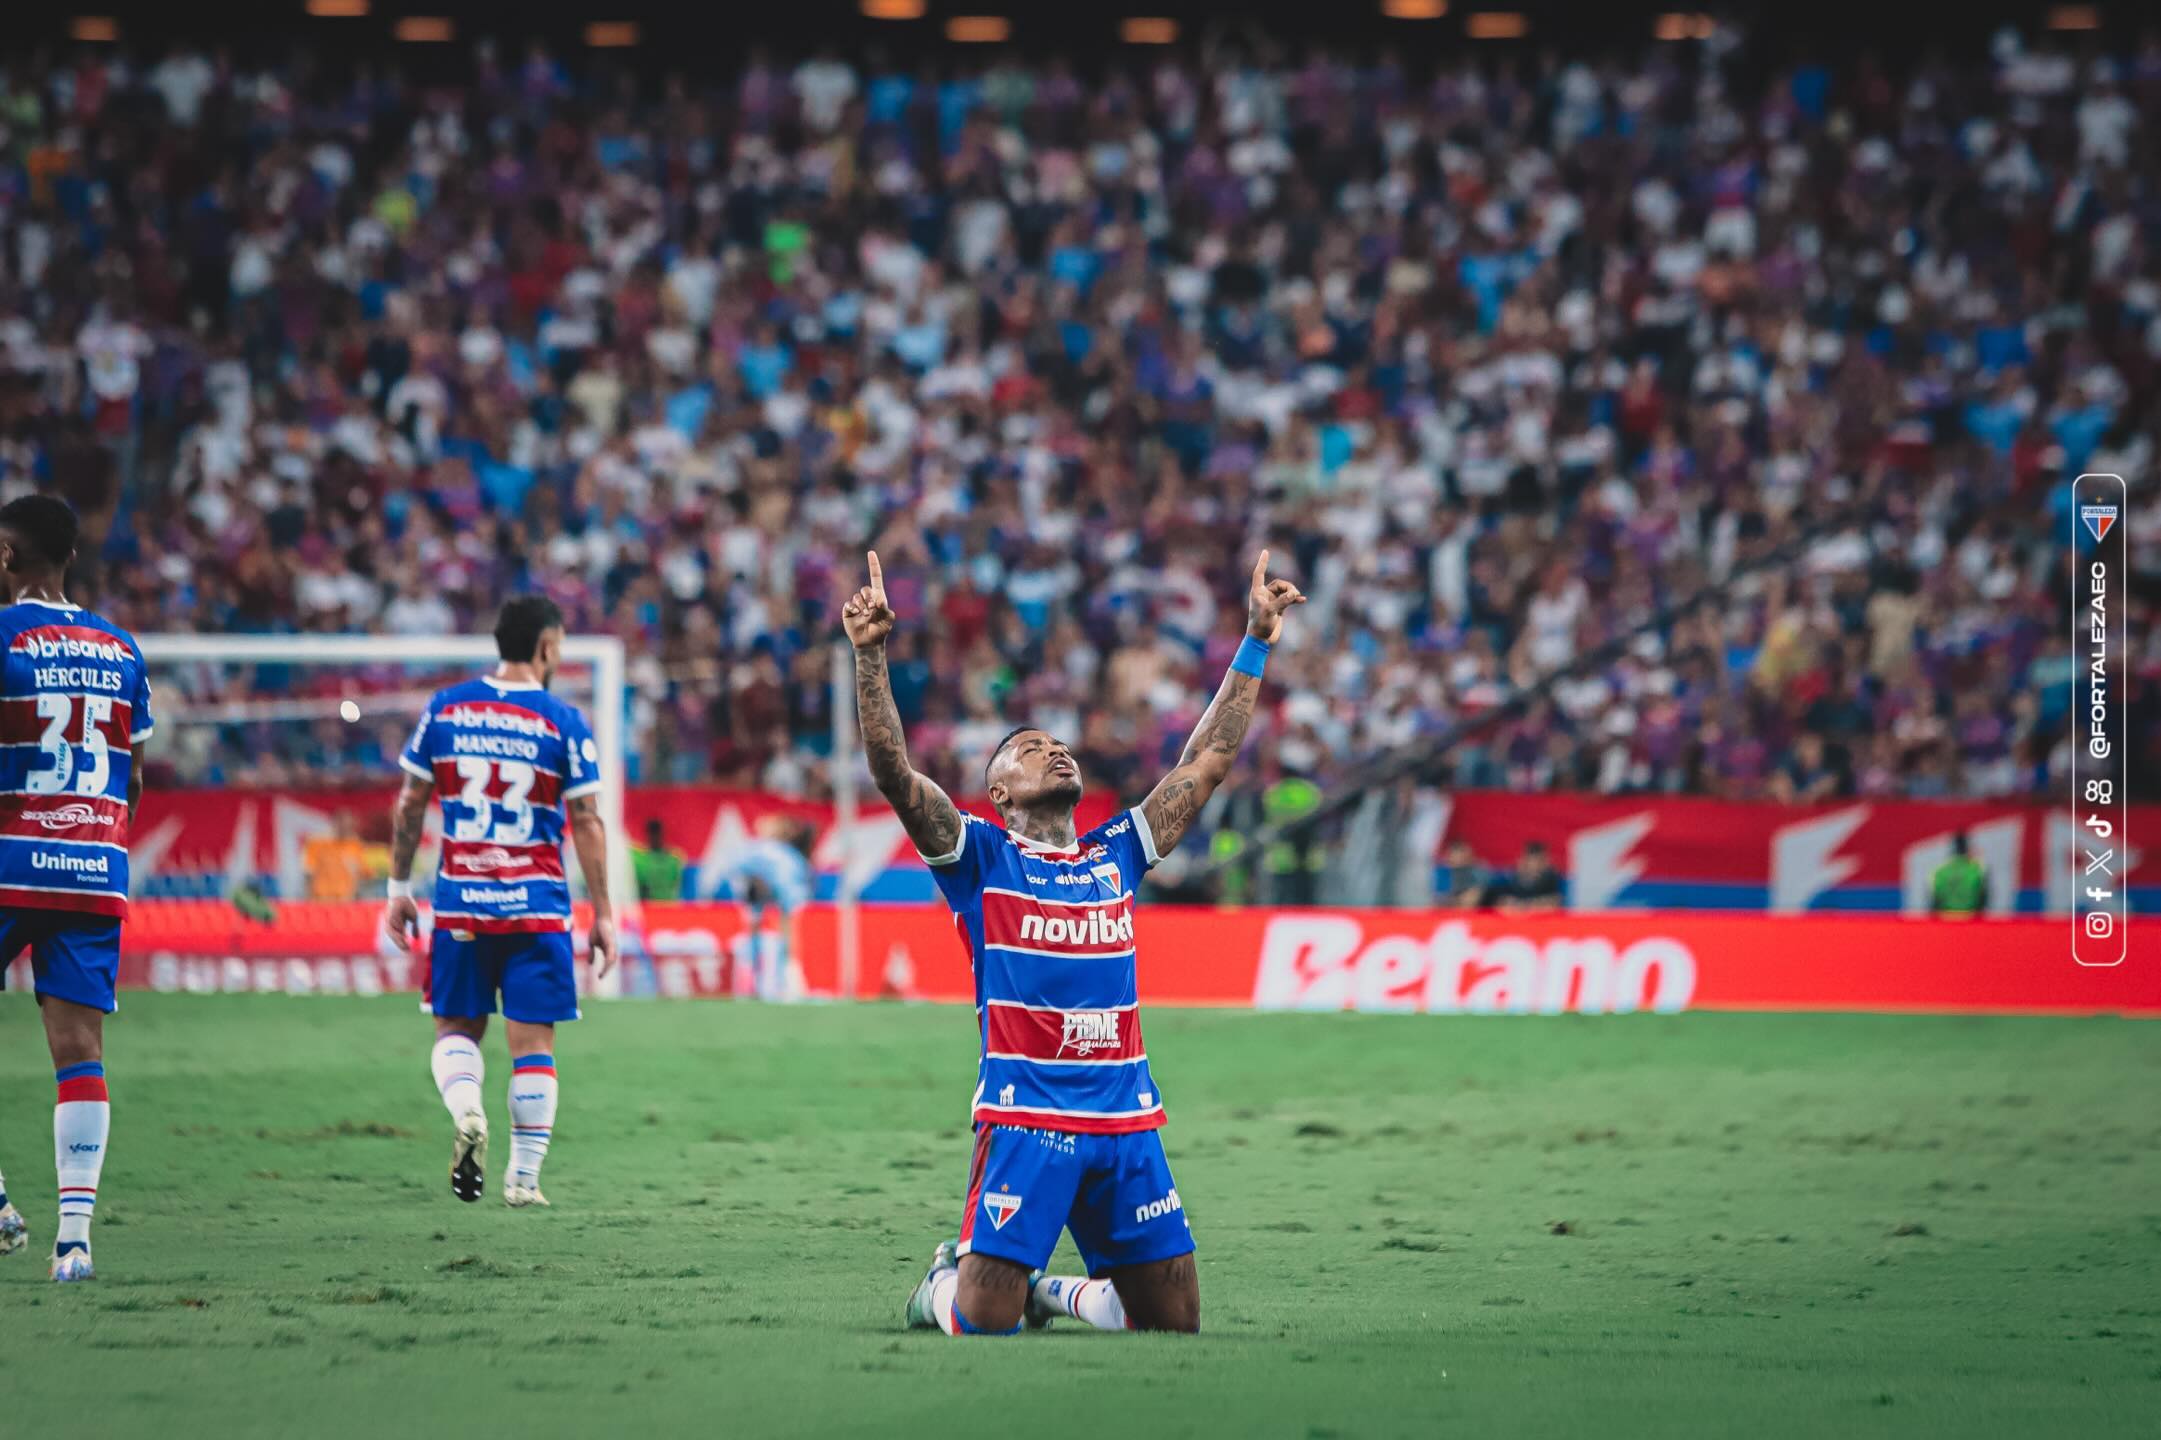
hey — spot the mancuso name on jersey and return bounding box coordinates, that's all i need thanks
[399,677,599,933]
[926,809,1166,1134]
[0,601,154,917]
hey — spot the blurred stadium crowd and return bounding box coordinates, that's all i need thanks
[0,25,2155,805]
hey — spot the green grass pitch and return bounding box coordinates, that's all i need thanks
[2,996,2156,1438]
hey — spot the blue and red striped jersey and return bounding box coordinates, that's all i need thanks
[0,600,153,918]
[928,808,1164,1134]
[398,676,599,933]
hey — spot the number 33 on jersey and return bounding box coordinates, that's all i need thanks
[399,676,600,935]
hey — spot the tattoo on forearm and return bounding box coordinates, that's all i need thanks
[854,646,962,856]
[1181,672,1259,767]
[389,784,430,879]
[854,647,910,790]
[567,794,612,912]
[1145,776,1204,852]
[1145,671,1264,857]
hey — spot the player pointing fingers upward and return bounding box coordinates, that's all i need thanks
[840,550,898,650]
[851,547,1303,1337]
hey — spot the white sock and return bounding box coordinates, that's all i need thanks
[1035,1275,1129,1331]
[929,1268,961,1336]
[54,1061,110,1251]
[431,1034,485,1119]
[507,1055,558,1187]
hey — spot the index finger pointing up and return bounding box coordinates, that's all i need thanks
[1251,548,1271,590]
[866,550,885,603]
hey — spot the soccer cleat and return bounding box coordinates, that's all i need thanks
[0,1204,27,1256]
[904,1239,959,1330]
[50,1245,94,1283]
[1023,1269,1057,1330]
[503,1183,549,1209]
[449,1109,488,1203]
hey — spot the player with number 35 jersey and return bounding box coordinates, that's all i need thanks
[382,597,616,1212]
[0,495,155,1283]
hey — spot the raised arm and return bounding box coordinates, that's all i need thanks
[843,550,965,860]
[1140,550,1305,856]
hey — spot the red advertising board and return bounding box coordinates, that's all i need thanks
[55,900,2156,1018]
[128,786,2159,915]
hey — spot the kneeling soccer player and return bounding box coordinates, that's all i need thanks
[382,597,617,1208]
[842,548,1303,1335]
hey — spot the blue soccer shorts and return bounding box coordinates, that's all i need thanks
[427,928,579,1024]
[956,1124,1196,1276]
[0,909,123,1013]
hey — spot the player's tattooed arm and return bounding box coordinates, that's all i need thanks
[844,551,965,860]
[853,643,965,858]
[566,793,618,979]
[387,774,433,881]
[1141,551,1304,857]
[1141,670,1260,855]
[382,773,434,952]
[386,774,432,873]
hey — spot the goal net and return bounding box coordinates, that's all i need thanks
[134,634,632,993]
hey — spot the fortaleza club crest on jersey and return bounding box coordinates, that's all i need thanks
[983,1187,1023,1230]
[2082,504,2118,542]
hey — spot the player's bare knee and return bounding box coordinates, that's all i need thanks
[503,1019,555,1057]
[38,997,104,1067]
[955,1254,1028,1331]
[436,1016,487,1042]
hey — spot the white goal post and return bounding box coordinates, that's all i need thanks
[137,633,635,995]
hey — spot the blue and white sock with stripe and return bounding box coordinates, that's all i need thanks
[54,1061,109,1252]
[507,1055,557,1188]
[430,1034,484,1120]
[1034,1274,1130,1331]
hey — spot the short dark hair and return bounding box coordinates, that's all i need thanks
[985,725,1037,784]
[0,494,79,569]
[494,595,565,662]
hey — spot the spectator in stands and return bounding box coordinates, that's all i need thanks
[1439,839,1492,909]
[0,28,2149,813]
[631,818,687,903]
[1770,733,1846,805]
[302,811,371,902]
[1494,841,1565,913]
[1929,833,1992,918]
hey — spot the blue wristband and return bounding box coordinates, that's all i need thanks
[1231,635,1272,678]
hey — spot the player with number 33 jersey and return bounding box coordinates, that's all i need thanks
[383,597,616,1212]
